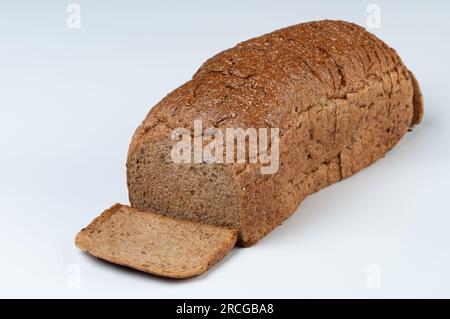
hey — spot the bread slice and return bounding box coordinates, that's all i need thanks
[75,204,237,279]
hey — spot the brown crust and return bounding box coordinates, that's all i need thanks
[75,204,237,279]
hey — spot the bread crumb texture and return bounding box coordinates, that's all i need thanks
[75,204,237,279]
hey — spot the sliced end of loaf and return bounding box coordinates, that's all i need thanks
[75,203,237,279]
[127,138,242,231]
[408,70,424,126]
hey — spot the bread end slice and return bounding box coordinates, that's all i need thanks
[408,70,424,126]
[75,204,237,279]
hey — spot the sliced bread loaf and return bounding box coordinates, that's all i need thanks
[126,20,423,246]
[75,204,237,279]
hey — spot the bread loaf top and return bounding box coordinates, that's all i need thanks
[129,19,418,159]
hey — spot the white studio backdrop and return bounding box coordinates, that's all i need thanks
[0,0,449,298]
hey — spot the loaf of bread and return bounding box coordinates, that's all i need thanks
[126,20,423,247]
[75,204,237,278]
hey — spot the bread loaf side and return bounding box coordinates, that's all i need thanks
[126,20,423,246]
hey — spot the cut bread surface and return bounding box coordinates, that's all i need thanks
[127,140,241,230]
[75,204,237,279]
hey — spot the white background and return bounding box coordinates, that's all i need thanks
[1,0,449,298]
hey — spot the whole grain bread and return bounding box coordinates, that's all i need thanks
[127,20,423,246]
[75,204,237,278]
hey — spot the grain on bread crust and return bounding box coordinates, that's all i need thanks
[126,20,423,246]
[75,204,237,279]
